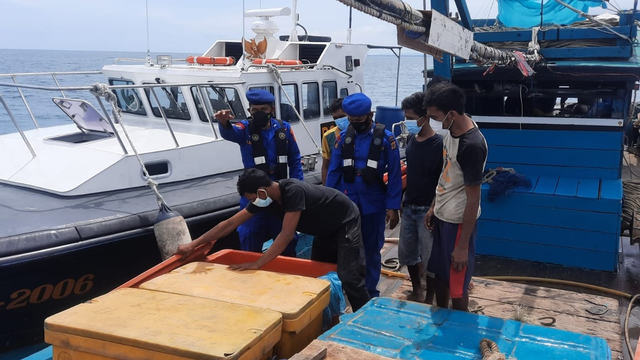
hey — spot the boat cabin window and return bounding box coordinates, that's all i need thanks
[108,79,147,116]
[459,80,625,119]
[190,86,246,122]
[144,86,191,120]
[322,81,338,116]
[279,84,300,123]
[302,82,320,119]
[340,88,349,98]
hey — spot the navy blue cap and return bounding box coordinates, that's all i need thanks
[246,89,275,105]
[342,93,372,117]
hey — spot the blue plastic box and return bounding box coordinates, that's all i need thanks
[320,298,611,359]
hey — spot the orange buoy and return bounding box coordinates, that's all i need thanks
[252,59,303,66]
[186,56,235,66]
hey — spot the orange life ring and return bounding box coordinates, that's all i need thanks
[186,56,235,66]
[252,59,303,66]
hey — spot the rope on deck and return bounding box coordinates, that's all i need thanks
[480,339,518,360]
[622,180,640,231]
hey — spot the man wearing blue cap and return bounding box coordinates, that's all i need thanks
[327,92,403,298]
[215,88,303,257]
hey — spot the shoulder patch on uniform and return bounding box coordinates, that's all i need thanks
[289,128,297,142]
[390,139,397,150]
[234,122,245,130]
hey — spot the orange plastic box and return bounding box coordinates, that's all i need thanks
[119,248,337,289]
[44,288,282,360]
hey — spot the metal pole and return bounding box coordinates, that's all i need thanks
[95,96,129,155]
[394,48,401,106]
[149,88,180,148]
[197,86,220,139]
[423,0,428,91]
[51,74,66,98]
[0,92,36,158]
[11,76,39,128]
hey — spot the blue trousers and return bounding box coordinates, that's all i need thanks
[360,209,386,298]
[237,209,298,257]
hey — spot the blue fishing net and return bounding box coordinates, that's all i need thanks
[484,169,533,202]
[497,0,606,28]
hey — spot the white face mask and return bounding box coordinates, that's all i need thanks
[443,111,454,131]
[252,189,273,208]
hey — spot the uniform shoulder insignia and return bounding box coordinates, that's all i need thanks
[234,122,246,130]
[390,139,397,150]
[289,128,297,142]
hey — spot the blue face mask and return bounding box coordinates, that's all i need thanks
[253,189,273,208]
[405,117,425,135]
[334,117,350,130]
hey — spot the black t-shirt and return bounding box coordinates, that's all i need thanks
[246,179,359,235]
[456,127,487,185]
[404,133,443,206]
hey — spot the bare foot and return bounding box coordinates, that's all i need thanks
[406,290,425,302]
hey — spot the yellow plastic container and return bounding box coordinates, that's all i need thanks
[44,288,282,360]
[140,262,331,358]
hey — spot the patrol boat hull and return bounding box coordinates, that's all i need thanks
[0,171,326,352]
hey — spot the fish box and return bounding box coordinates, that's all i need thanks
[140,262,331,359]
[207,249,337,277]
[319,297,611,359]
[44,288,282,360]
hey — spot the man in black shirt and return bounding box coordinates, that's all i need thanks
[400,92,443,304]
[176,168,370,311]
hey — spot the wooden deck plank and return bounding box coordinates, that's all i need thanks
[534,176,559,195]
[293,340,396,360]
[577,178,600,199]
[555,177,579,197]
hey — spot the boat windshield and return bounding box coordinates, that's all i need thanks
[191,86,246,122]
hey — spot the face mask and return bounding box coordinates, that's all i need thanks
[443,111,454,131]
[351,117,371,133]
[252,111,271,129]
[334,117,350,130]
[252,189,273,208]
[405,116,425,135]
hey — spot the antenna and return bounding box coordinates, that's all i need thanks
[145,0,151,65]
[242,0,246,49]
[290,0,298,41]
[347,6,353,44]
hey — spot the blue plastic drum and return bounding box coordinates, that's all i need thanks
[375,106,404,137]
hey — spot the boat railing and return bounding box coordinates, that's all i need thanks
[0,71,245,157]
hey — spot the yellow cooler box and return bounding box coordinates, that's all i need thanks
[44,288,282,360]
[140,262,331,358]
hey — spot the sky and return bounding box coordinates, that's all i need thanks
[0,0,637,54]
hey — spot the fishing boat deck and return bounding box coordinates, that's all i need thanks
[378,228,625,359]
[374,150,640,360]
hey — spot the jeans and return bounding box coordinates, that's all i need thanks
[399,204,434,268]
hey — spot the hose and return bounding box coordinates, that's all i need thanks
[479,276,632,299]
[625,294,640,359]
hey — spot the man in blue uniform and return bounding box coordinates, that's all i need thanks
[215,89,303,256]
[327,93,403,297]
